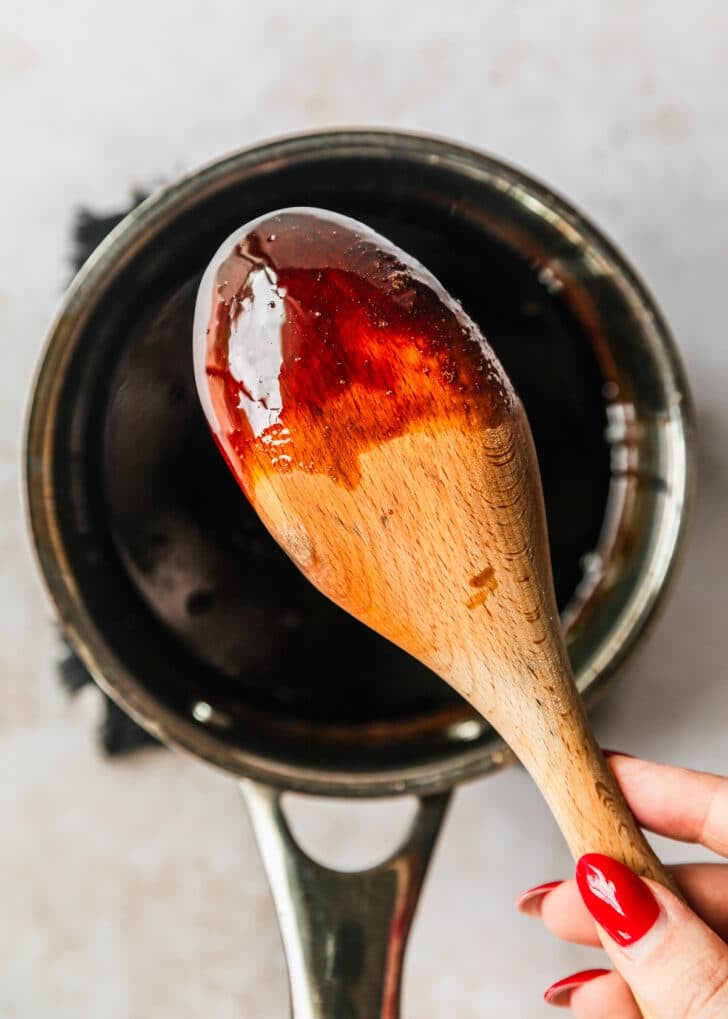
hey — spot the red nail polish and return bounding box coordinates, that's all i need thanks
[576,854,660,946]
[544,969,611,1007]
[515,880,563,916]
[602,749,635,760]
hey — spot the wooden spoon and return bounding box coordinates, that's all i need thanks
[194,207,678,890]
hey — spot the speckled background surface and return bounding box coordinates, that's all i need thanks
[2,2,727,1015]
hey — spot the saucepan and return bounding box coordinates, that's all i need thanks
[25,130,694,1017]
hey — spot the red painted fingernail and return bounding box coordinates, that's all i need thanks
[602,749,635,760]
[544,969,611,1007]
[576,853,660,946]
[515,880,563,917]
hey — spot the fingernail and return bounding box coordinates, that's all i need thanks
[515,880,563,917]
[544,968,611,1007]
[576,853,660,947]
[602,749,635,760]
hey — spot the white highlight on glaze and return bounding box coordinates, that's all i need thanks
[227,268,286,439]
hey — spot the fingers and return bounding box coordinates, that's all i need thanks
[569,970,641,1018]
[538,879,600,945]
[521,754,728,1014]
[660,863,728,940]
[541,969,641,1015]
[606,754,728,857]
[543,968,611,1008]
[529,863,728,946]
[533,868,728,1015]
[576,854,728,1019]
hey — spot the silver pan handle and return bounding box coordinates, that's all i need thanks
[240,781,450,1019]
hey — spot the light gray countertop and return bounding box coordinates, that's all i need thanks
[2,1,727,1015]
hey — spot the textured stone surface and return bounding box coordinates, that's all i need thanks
[2,1,727,1015]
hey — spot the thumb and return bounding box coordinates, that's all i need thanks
[576,853,728,1019]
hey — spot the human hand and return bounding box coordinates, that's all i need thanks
[516,754,728,1016]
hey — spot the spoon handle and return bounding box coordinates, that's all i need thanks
[544,737,675,889]
[485,682,672,1019]
[535,722,668,1019]
[494,677,681,893]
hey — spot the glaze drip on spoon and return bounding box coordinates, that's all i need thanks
[194,208,514,491]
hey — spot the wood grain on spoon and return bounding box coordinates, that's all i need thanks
[194,207,677,889]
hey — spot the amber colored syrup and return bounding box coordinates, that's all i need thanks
[196,209,515,490]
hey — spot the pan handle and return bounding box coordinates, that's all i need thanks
[240,781,450,1019]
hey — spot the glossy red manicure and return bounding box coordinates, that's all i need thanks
[576,853,660,946]
[515,880,563,917]
[544,969,611,1007]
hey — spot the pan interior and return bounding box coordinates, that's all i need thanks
[82,157,610,776]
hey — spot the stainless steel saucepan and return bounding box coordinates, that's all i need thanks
[25,130,694,1017]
